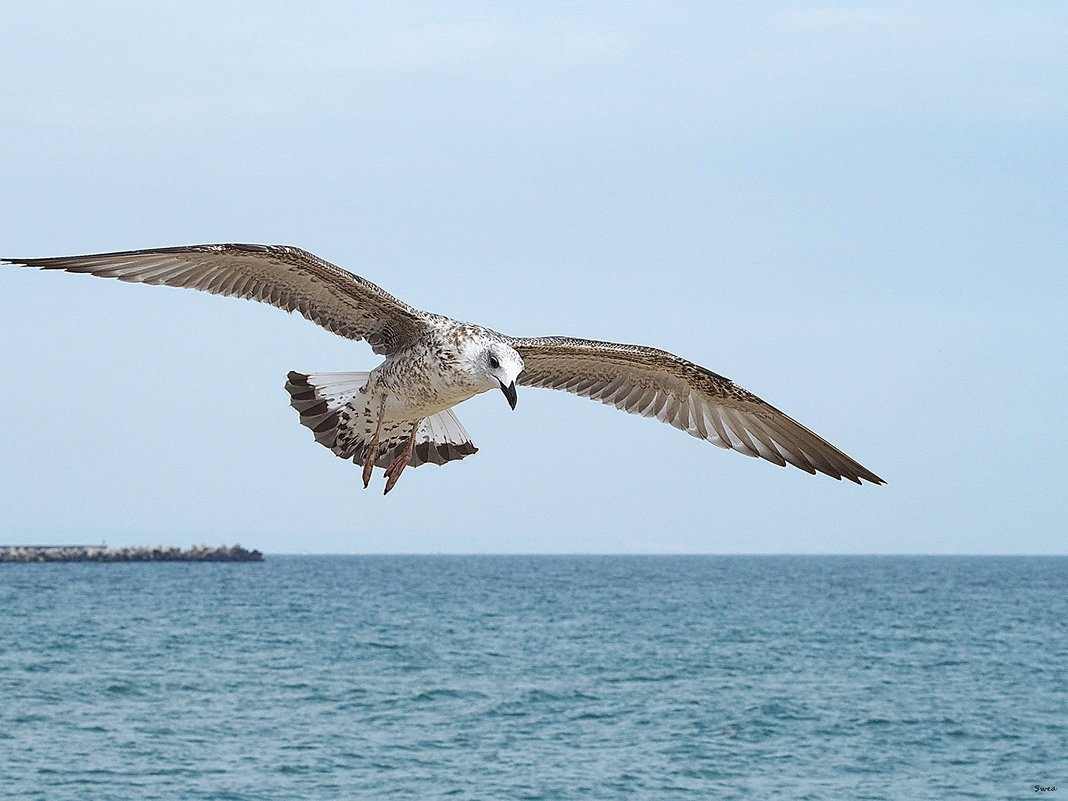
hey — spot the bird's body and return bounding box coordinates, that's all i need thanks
[284,317,512,489]
[366,318,494,420]
[2,243,884,491]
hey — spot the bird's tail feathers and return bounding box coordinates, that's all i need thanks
[285,371,370,449]
[413,406,478,466]
[284,371,477,469]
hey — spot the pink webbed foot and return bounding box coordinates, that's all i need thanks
[362,443,379,489]
[362,396,387,490]
[382,420,421,495]
[382,452,412,495]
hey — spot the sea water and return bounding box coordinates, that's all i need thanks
[1,555,1064,800]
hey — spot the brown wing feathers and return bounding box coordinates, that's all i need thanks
[510,336,884,485]
[3,243,428,355]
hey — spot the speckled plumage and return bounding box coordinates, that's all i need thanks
[3,243,884,489]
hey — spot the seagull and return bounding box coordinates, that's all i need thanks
[3,244,884,493]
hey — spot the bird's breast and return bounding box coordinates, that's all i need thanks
[370,348,481,421]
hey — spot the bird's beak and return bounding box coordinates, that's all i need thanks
[499,380,518,410]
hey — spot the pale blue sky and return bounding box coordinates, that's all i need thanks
[2,2,1065,553]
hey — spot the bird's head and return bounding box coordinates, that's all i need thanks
[464,339,524,409]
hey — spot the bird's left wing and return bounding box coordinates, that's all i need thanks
[509,336,884,485]
[2,243,429,354]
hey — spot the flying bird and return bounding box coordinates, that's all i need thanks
[3,244,884,493]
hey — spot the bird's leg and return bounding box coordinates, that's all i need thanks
[383,420,421,495]
[362,396,387,489]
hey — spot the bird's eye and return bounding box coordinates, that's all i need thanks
[488,354,500,370]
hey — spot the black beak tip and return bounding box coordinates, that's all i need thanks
[500,380,518,410]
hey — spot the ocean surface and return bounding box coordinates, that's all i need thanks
[1,555,1065,800]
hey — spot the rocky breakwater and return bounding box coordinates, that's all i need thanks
[0,544,264,563]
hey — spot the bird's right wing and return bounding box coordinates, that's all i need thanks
[2,243,429,354]
[510,336,884,485]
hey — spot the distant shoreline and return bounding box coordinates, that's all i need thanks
[0,545,264,563]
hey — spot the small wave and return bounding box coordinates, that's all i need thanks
[411,688,490,703]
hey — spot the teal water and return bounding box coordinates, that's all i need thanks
[1,556,1065,799]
